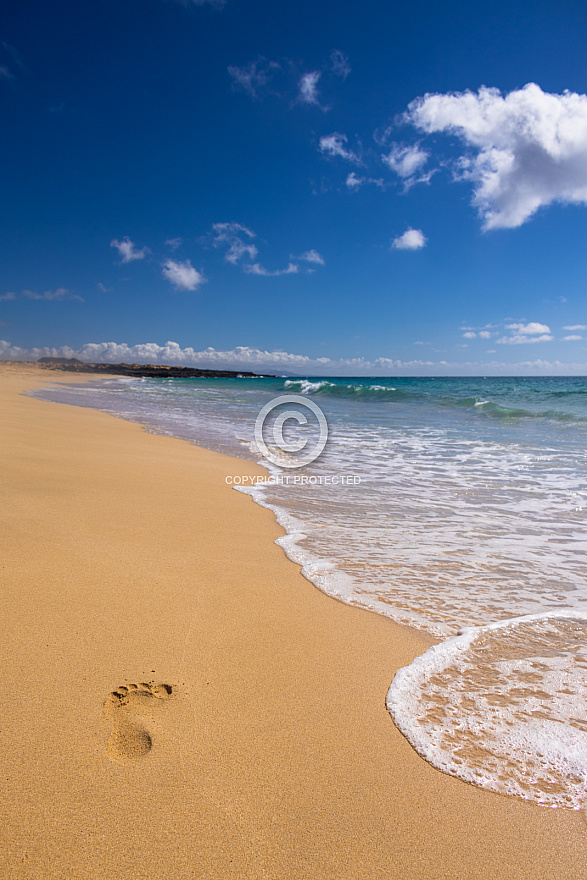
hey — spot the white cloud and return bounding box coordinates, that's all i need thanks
[506,322,551,335]
[406,83,587,229]
[462,329,495,340]
[110,237,149,263]
[346,172,363,190]
[564,324,587,331]
[162,259,205,291]
[3,287,84,302]
[382,143,431,186]
[212,222,258,264]
[243,262,299,276]
[26,287,81,301]
[228,58,280,99]
[564,335,583,341]
[391,228,427,250]
[5,339,587,377]
[0,340,333,373]
[229,51,348,108]
[330,50,350,80]
[345,172,385,191]
[498,322,553,344]
[296,250,325,265]
[165,237,183,251]
[298,71,321,106]
[319,133,362,164]
[211,223,322,276]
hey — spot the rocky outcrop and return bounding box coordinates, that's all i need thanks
[36,359,274,379]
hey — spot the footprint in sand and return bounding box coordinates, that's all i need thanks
[103,682,173,761]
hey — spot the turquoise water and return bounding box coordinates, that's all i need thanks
[34,374,587,809]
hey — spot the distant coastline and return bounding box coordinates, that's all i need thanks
[32,357,275,380]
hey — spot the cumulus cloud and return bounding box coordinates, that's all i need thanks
[564,324,587,331]
[497,322,553,344]
[4,338,587,377]
[461,328,494,340]
[382,143,431,187]
[330,50,350,80]
[405,82,587,229]
[162,259,205,291]
[391,228,427,250]
[564,335,583,341]
[319,133,362,164]
[0,340,334,372]
[298,71,321,106]
[228,58,280,99]
[506,322,552,335]
[110,237,149,263]
[0,291,16,301]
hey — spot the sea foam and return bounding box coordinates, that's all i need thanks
[387,610,587,809]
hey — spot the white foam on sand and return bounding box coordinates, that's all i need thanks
[387,610,587,809]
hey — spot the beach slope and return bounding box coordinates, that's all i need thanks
[1,363,586,879]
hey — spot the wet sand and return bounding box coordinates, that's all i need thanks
[1,361,586,879]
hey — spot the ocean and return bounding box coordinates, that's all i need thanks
[33,374,587,810]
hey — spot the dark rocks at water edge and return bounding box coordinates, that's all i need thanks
[36,358,275,379]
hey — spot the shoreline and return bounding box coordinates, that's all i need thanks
[1,361,587,879]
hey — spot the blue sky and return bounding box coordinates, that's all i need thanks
[2,0,587,375]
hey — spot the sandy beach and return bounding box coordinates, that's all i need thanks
[1,362,587,880]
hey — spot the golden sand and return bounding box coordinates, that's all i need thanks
[1,362,586,879]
